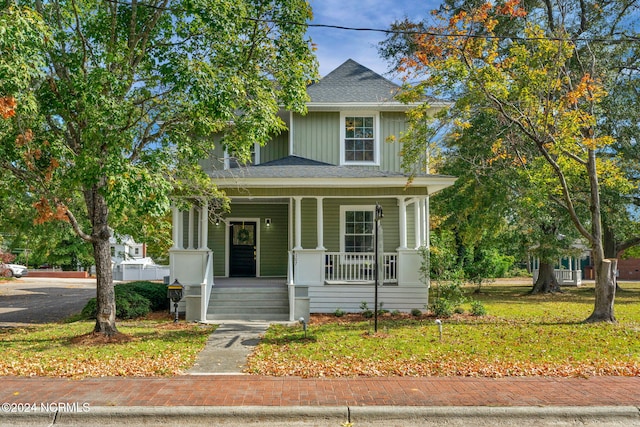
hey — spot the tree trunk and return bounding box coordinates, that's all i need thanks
[530,261,561,294]
[584,257,617,323]
[85,186,118,335]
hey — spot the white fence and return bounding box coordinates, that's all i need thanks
[113,264,170,281]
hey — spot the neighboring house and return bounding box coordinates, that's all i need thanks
[170,59,456,321]
[110,235,145,265]
[110,235,169,281]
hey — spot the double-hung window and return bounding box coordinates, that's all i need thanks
[340,113,379,165]
[341,206,375,253]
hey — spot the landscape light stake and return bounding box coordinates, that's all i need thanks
[435,319,443,341]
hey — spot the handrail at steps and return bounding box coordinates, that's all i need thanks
[288,251,295,322]
[200,251,214,322]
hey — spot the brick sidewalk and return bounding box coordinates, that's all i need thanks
[1,376,639,407]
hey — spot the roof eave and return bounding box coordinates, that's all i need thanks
[214,176,457,194]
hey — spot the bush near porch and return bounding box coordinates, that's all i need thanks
[246,281,640,378]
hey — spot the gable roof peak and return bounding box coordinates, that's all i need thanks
[307,59,400,104]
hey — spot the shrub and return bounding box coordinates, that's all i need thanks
[411,308,422,317]
[118,281,169,311]
[430,298,454,317]
[360,301,373,318]
[470,300,487,316]
[334,308,345,317]
[81,284,155,319]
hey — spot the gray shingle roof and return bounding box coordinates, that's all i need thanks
[210,156,447,180]
[306,59,401,103]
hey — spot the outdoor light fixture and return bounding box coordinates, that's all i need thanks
[167,279,184,323]
[215,218,220,226]
[265,218,271,227]
[299,317,307,338]
[435,319,443,341]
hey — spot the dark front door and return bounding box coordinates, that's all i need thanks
[230,222,256,277]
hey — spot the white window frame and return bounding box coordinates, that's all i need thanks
[340,112,380,165]
[339,205,376,261]
[223,143,260,169]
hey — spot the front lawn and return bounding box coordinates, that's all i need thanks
[0,317,215,378]
[247,281,640,378]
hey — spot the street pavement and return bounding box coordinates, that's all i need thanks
[1,278,639,426]
[0,277,96,325]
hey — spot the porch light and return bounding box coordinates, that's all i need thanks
[265,218,271,227]
[215,218,220,226]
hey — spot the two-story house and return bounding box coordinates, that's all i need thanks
[169,59,456,322]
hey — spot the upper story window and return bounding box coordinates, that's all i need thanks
[224,143,259,169]
[340,112,379,165]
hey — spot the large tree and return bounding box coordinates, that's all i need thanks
[1,0,317,335]
[381,0,639,322]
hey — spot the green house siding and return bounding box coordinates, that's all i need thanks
[260,131,289,164]
[293,112,340,164]
[301,198,317,249]
[323,198,400,253]
[209,217,226,276]
[208,203,289,277]
[379,112,407,171]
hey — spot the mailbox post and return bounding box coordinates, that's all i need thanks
[167,279,184,323]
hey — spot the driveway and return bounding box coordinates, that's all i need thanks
[0,277,97,325]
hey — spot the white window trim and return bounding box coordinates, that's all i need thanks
[339,205,376,260]
[340,112,380,166]
[223,143,260,169]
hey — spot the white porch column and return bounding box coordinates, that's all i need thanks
[425,196,430,249]
[200,199,209,250]
[171,204,179,249]
[316,197,325,250]
[398,197,407,249]
[294,196,302,250]
[187,207,195,249]
[414,198,421,248]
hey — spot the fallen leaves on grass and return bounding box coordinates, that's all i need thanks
[0,320,214,378]
[247,354,640,378]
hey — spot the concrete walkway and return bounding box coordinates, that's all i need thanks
[186,321,270,374]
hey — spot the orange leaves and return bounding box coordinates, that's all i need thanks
[564,74,606,106]
[0,96,17,119]
[496,0,528,18]
[33,198,69,225]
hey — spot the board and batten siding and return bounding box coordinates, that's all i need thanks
[292,111,408,172]
[292,112,340,164]
[260,131,289,164]
[379,112,407,172]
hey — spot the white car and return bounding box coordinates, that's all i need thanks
[1,264,28,278]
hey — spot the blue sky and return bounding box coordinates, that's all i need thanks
[308,0,443,78]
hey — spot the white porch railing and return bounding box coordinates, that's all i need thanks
[533,269,582,286]
[200,252,214,322]
[325,252,397,283]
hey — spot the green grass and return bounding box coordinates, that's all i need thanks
[0,318,215,377]
[247,282,640,377]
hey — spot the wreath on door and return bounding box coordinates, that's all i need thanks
[237,226,251,244]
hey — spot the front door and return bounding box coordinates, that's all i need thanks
[230,222,256,277]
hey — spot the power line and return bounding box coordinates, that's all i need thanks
[82,0,640,45]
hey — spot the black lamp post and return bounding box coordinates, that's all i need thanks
[374,202,383,333]
[167,279,184,323]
